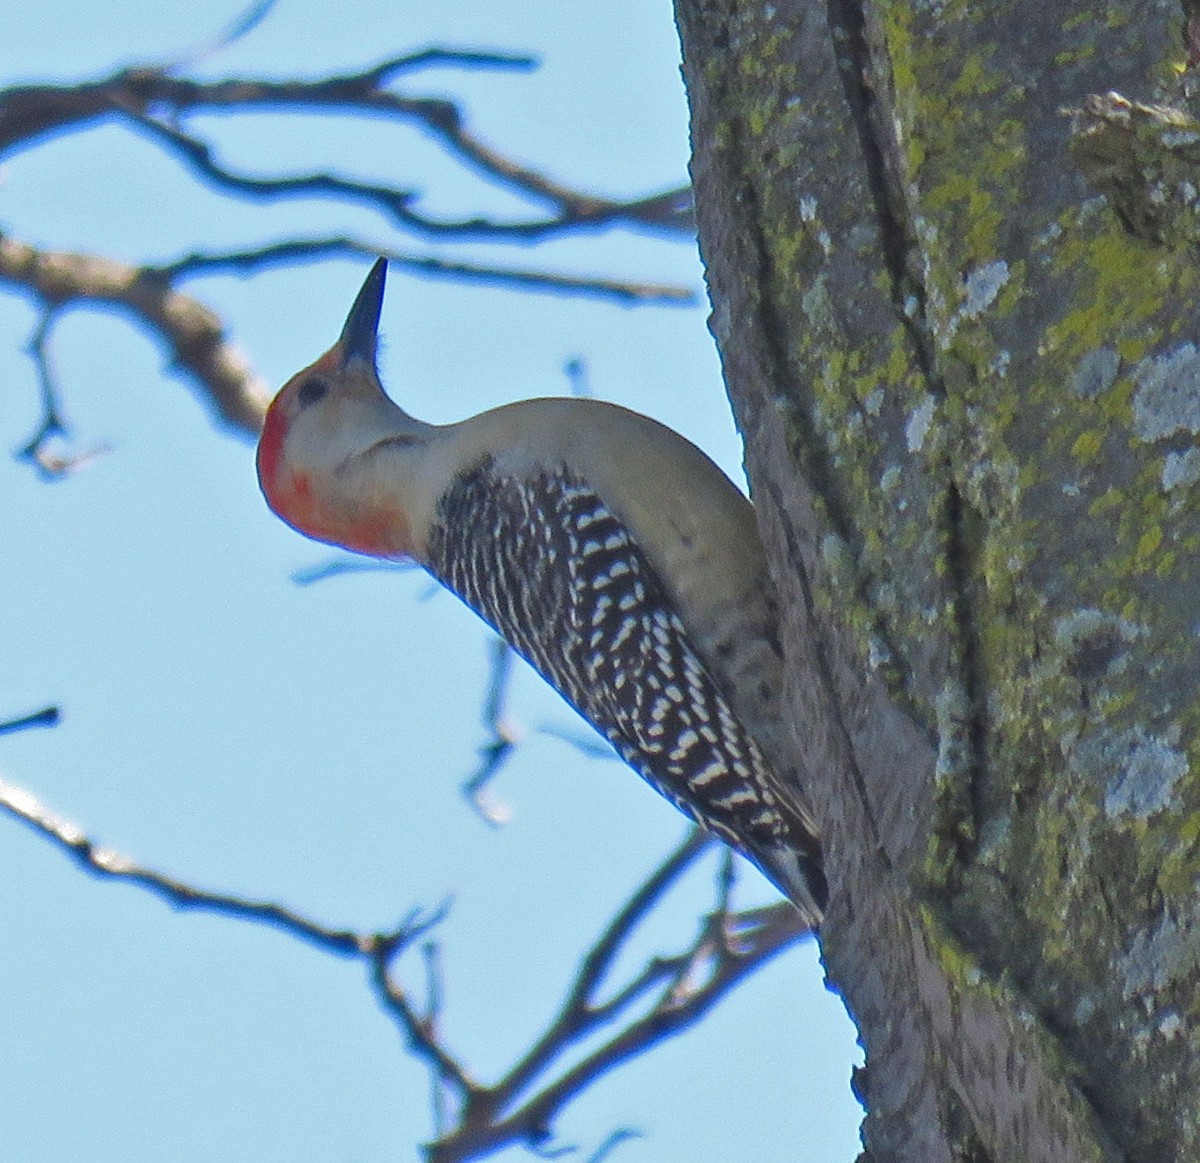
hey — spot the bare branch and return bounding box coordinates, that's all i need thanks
[424,832,811,1162]
[479,830,713,1116]
[565,829,716,1018]
[1,772,472,1090]
[0,233,690,470]
[0,41,696,474]
[461,635,631,829]
[366,928,479,1103]
[125,110,421,224]
[0,234,269,438]
[447,901,806,1162]
[0,777,372,955]
[0,54,531,159]
[533,722,615,759]
[0,56,694,239]
[122,106,688,243]
[1,771,805,1161]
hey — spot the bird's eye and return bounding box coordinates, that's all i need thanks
[296,377,329,408]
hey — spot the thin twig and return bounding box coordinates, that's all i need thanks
[491,830,713,1106]
[462,638,520,825]
[156,0,279,74]
[13,310,111,478]
[0,777,370,956]
[427,831,810,1162]
[423,939,452,1137]
[21,311,65,451]
[368,48,538,81]
[585,1128,644,1163]
[563,356,592,398]
[368,932,477,1100]
[0,706,60,736]
[157,238,694,305]
[126,106,688,243]
[290,556,416,585]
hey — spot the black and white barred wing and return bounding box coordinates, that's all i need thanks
[426,460,825,919]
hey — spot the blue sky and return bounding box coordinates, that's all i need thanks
[1,3,862,1159]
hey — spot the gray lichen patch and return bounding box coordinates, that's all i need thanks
[1163,448,1200,493]
[1070,346,1121,400]
[1132,343,1200,441]
[961,259,1010,319]
[934,679,973,787]
[1121,912,1200,1000]
[1068,726,1189,821]
[906,395,938,453]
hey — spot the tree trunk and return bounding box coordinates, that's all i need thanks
[676,1,1200,1159]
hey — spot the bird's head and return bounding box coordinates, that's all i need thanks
[257,259,433,559]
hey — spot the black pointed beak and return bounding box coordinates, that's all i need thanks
[338,257,388,368]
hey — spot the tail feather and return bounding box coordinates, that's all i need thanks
[756,844,827,929]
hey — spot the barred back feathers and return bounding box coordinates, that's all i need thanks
[427,459,827,923]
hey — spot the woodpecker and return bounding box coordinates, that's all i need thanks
[257,259,827,923]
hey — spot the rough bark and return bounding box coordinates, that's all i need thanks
[676,1,1200,1159]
